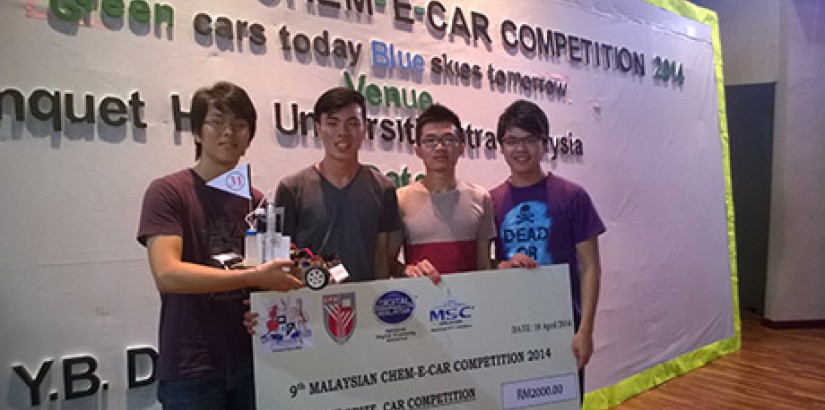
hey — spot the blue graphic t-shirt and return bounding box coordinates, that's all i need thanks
[499,201,554,264]
[490,173,605,323]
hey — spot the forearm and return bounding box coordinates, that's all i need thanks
[386,230,407,278]
[147,234,257,293]
[388,258,407,278]
[150,258,256,294]
[374,255,390,280]
[476,239,492,270]
[577,265,600,335]
[575,236,602,335]
[373,231,394,280]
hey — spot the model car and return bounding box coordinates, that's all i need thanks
[289,244,339,290]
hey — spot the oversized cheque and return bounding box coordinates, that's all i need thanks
[251,265,580,410]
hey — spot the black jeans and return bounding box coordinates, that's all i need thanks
[157,363,254,410]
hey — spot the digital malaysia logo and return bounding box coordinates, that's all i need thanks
[374,290,415,325]
[323,293,356,345]
[373,290,417,343]
[430,288,475,333]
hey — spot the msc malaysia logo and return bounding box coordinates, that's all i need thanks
[429,288,475,333]
[323,292,356,344]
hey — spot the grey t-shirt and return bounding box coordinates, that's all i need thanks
[275,165,401,282]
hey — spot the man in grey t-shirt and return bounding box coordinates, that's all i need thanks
[275,88,400,282]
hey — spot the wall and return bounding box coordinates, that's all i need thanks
[700,0,780,85]
[765,0,825,321]
[693,0,825,322]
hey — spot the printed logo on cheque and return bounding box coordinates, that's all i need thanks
[373,290,415,325]
[323,292,356,344]
[259,296,312,352]
[429,288,475,332]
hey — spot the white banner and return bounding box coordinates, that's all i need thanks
[252,266,579,410]
[1,0,733,407]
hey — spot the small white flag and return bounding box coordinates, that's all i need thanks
[207,162,252,199]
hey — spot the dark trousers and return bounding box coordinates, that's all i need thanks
[157,363,255,410]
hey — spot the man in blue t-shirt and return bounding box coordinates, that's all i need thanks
[490,100,606,404]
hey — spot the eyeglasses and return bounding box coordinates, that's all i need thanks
[204,117,251,134]
[420,133,461,148]
[501,135,542,148]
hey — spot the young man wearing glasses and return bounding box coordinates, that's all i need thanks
[390,104,496,282]
[137,82,304,409]
[491,100,605,403]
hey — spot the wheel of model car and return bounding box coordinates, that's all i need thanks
[304,266,330,290]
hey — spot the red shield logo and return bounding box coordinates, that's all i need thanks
[323,293,356,344]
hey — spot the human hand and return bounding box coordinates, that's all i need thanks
[251,259,304,291]
[242,300,259,335]
[498,253,539,269]
[572,330,594,369]
[404,259,441,284]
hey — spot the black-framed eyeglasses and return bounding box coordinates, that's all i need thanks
[420,133,461,148]
[501,135,542,147]
[204,117,251,134]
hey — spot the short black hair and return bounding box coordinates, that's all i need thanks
[496,100,549,143]
[190,81,257,160]
[313,87,367,127]
[415,104,464,144]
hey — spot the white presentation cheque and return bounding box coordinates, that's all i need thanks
[251,265,579,410]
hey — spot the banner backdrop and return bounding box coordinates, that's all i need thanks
[0,0,735,408]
